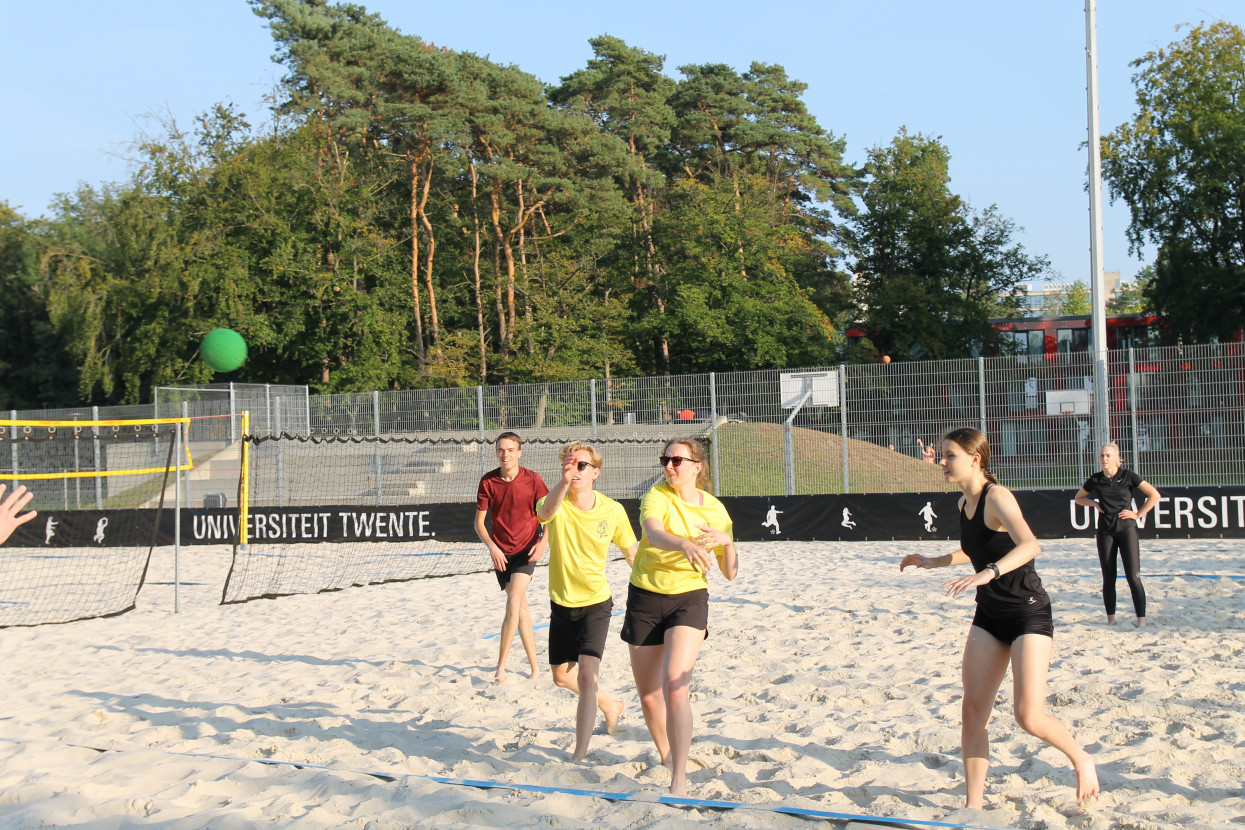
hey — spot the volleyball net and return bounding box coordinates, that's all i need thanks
[221,433,673,604]
[0,415,241,627]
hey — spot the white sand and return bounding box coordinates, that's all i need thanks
[0,538,1242,829]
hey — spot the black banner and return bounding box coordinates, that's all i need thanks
[720,487,1245,542]
[7,488,1245,548]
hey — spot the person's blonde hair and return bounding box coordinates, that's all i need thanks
[943,427,998,484]
[666,436,711,490]
[562,441,603,470]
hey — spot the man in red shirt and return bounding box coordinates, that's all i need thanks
[475,432,549,683]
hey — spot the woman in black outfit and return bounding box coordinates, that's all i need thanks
[1074,442,1161,627]
[900,427,1098,807]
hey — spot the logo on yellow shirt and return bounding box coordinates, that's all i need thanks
[596,520,609,540]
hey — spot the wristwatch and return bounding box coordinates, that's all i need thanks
[986,562,1001,579]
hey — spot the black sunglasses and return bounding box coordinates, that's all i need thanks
[659,455,695,468]
[575,460,595,471]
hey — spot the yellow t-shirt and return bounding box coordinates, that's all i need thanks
[630,482,733,596]
[537,491,638,608]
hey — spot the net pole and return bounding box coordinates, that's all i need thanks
[9,410,17,488]
[174,420,183,613]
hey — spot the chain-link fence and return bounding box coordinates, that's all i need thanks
[9,342,1244,504]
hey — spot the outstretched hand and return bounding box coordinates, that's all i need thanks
[560,453,579,485]
[0,484,37,546]
[942,568,993,599]
[899,554,928,571]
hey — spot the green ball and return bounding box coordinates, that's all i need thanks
[201,328,247,372]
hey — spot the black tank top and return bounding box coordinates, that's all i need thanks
[959,482,1050,614]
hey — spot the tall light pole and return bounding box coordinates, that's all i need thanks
[1085,1,1111,448]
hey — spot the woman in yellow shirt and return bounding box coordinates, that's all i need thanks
[622,436,738,796]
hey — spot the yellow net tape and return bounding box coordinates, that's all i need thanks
[0,417,195,479]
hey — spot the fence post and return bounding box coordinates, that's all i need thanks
[477,386,487,477]
[977,357,987,434]
[709,373,720,496]
[229,383,237,444]
[181,401,191,502]
[590,378,598,441]
[839,367,849,493]
[275,397,285,507]
[372,390,383,505]
[266,384,273,436]
[92,405,102,509]
[1128,347,1141,470]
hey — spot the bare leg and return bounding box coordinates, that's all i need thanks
[1010,634,1099,803]
[628,643,670,767]
[514,576,541,679]
[496,572,539,682]
[662,626,705,796]
[552,659,625,760]
[960,626,1011,809]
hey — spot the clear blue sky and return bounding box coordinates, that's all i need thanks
[2,1,1238,288]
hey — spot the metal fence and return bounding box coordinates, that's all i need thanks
[8,342,1245,505]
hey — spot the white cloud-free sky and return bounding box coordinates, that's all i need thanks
[2,1,1238,288]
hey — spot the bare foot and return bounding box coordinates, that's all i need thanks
[1074,752,1099,803]
[570,748,588,762]
[603,698,624,734]
[528,666,542,680]
[1106,615,1117,626]
[494,667,507,684]
[1136,617,1146,628]
[669,776,687,797]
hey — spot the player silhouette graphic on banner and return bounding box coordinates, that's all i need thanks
[918,501,937,533]
[761,505,783,535]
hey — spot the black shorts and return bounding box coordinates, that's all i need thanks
[495,547,536,590]
[620,584,709,647]
[549,598,614,665]
[971,603,1054,644]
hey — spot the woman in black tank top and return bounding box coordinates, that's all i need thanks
[899,428,1098,808]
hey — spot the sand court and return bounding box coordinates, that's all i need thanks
[0,538,1242,828]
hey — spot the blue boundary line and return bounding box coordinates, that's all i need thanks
[0,736,1003,829]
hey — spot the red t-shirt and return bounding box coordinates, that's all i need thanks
[476,467,549,555]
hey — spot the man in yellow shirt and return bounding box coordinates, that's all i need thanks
[537,442,638,761]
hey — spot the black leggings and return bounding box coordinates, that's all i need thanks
[1097,524,1146,618]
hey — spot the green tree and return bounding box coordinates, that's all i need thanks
[1050,280,1091,316]
[1108,268,1152,313]
[0,203,78,408]
[845,130,1044,360]
[1101,21,1245,343]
